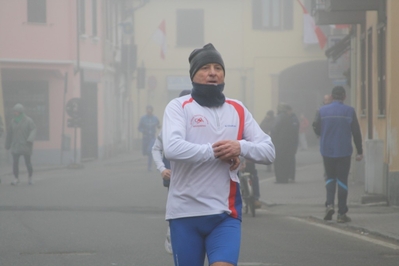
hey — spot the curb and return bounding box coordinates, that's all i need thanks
[308,215,399,245]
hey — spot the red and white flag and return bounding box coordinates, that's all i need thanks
[152,19,167,60]
[297,0,327,49]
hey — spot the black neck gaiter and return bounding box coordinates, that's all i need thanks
[191,82,225,107]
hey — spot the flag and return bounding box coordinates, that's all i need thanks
[297,0,327,49]
[152,20,167,60]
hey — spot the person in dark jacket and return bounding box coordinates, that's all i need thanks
[271,103,299,183]
[5,104,37,185]
[138,105,160,171]
[260,110,275,172]
[285,105,299,182]
[312,86,363,223]
[260,110,275,135]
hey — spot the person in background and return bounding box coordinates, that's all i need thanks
[151,89,191,255]
[271,103,299,184]
[298,113,309,151]
[138,105,160,171]
[313,86,363,223]
[162,43,275,266]
[260,110,275,172]
[5,104,36,185]
[323,94,332,105]
[314,94,334,181]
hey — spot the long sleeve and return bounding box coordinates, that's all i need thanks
[312,110,321,136]
[27,119,36,143]
[152,133,167,173]
[351,111,363,155]
[162,99,215,164]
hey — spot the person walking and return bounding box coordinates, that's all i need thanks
[271,103,299,183]
[138,105,160,171]
[162,43,275,266]
[152,89,191,255]
[5,104,37,185]
[312,86,363,223]
[260,110,275,172]
[260,110,275,135]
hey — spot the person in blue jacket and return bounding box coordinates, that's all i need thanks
[313,86,363,223]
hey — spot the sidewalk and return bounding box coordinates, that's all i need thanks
[0,148,144,180]
[258,149,399,245]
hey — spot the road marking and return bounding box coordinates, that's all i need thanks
[238,263,282,266]
[289,216,399,250]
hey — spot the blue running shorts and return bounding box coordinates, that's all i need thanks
[169,212,241,266]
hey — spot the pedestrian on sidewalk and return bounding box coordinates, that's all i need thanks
[162,43,275,266]
[151,89,191,255]
[138,105,160,171]
[271,103,299,183]
[312,86,363,223]
[260,110,275,172]
[5,104,37,185]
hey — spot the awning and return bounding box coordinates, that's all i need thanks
[325,0,380,12]
[325,33,351,62]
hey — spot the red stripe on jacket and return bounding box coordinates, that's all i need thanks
[226,100,245,219]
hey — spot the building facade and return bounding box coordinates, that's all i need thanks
[0,0,133,165]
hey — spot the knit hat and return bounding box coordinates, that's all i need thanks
[188,43,225,80]
[13,103,25,113]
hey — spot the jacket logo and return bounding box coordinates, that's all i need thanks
[191,115,208,127]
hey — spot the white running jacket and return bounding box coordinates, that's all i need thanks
[162,95,275,220]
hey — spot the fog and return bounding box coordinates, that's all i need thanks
[0,0,351,167]
[2,1,394,266]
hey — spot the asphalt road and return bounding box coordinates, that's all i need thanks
[0,154,398,266]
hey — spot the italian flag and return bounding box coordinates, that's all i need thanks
[297,0,327,49]
[152,19,167,60]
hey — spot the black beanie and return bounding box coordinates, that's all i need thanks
[188,43,225,80]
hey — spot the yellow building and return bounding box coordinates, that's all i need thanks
[132,0,328,143]
[316,0,399,206]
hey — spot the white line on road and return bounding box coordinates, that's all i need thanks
[288,216,399,250]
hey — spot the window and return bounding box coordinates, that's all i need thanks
[92,0,97,36]
[252,0,293,30]
[78,0,86,34]
[377,24,386,116]
[27,0,46,23]
[2,80,49,141]
[176,9,204,47]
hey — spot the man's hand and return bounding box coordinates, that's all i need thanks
[356,154,363,161]
[221,157,240,171]
[161,169,171,180]
[212,140,241,161]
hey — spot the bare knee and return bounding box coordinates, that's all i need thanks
[211,262,234,266]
